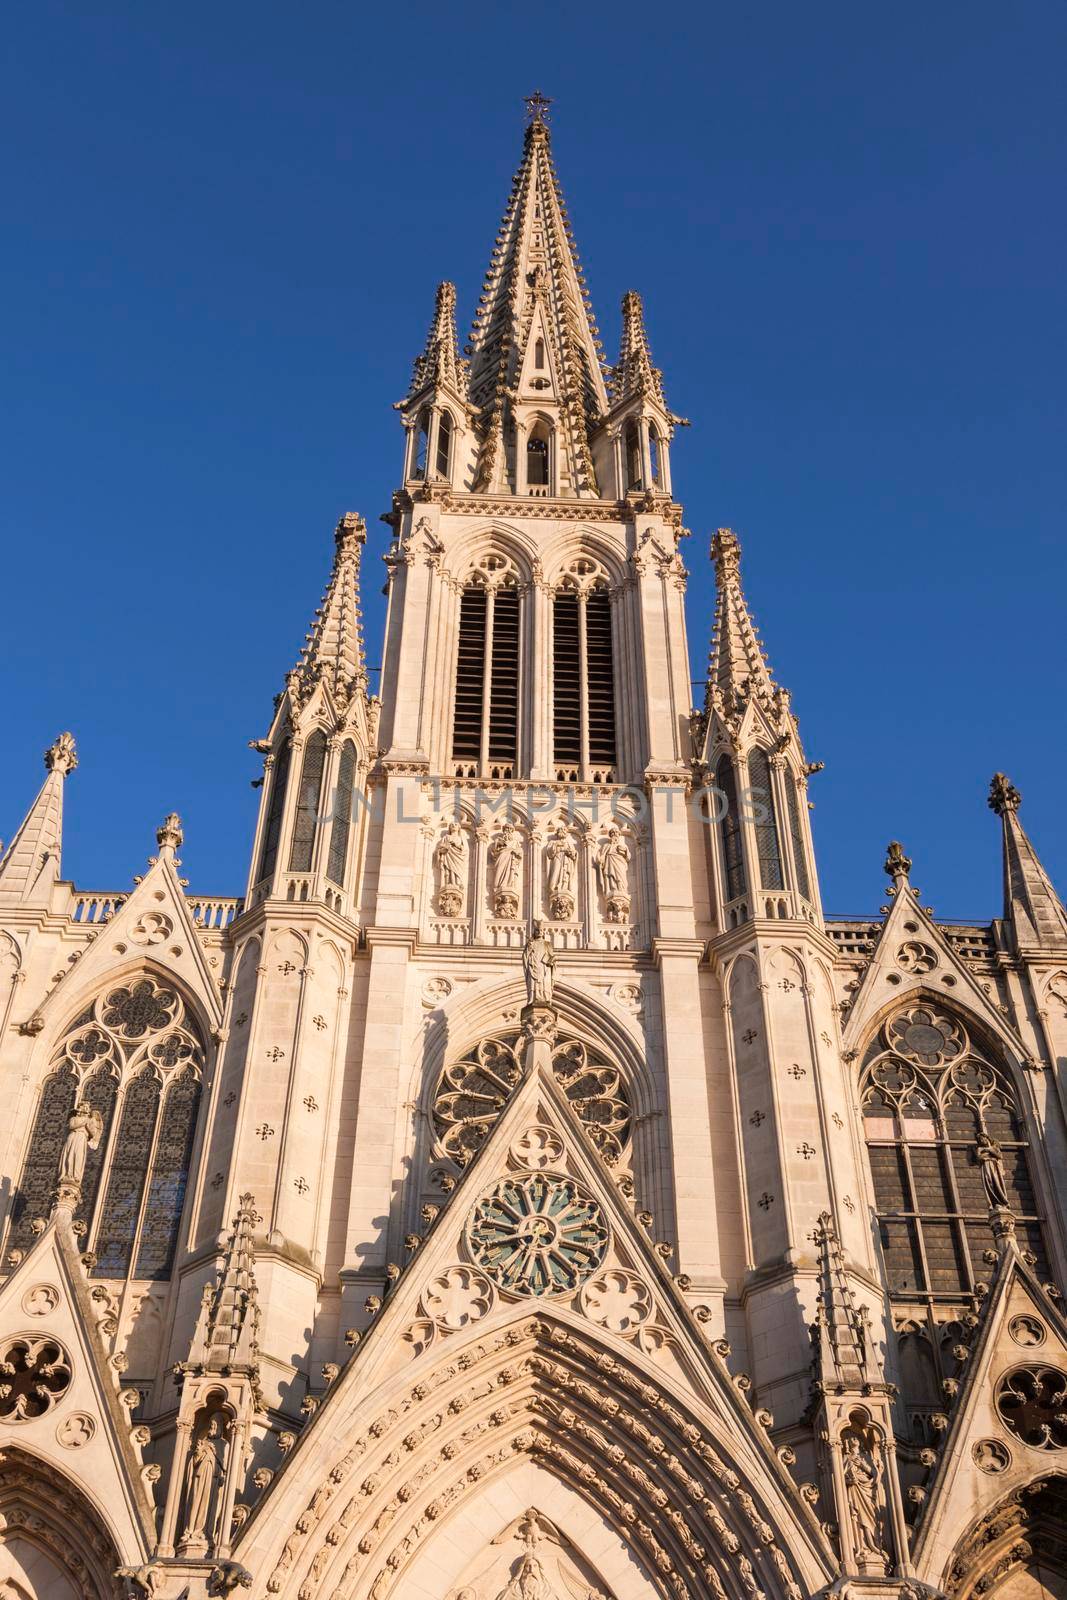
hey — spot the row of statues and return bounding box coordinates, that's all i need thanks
[434,822,631,923]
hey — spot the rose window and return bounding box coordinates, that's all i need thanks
[996,1366,1067,1450]
[0,1335,72,1421]
[888,1006,963,1068]
[467,1173,609,1297]
[432,1033,630,1169]
[102,979,179,1039]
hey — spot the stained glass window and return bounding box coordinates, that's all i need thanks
[861,1005,1049,1301]
[4,975,205,1282]
[257,738,291,884]
[717,755,747,902]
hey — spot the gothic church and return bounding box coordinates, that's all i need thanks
[2,104,1067,1600]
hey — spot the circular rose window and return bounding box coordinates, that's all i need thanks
[466,1172,608,1297]
[996,1366,1067,1450]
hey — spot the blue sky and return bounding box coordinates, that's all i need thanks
[3,1,1065,918]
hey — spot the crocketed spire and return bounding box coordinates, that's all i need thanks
[705,529,778,720]
[0,732,77,905]
[187,1193,261,1377]
[989,772,1067,950]
[467,107,607,493]
[405,280,467,403]
[812,1211,882,1390]
[290,514,368,711]
[608,290,666,407]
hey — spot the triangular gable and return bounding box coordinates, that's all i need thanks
[235,1061,833,1596]
[910,1246,1067,1591]
[20,853,222,1043]
[0,1212,157,1562]
[842,881,1033,1072]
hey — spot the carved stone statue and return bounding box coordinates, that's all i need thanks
[842,1432,887,1573]
[490,824,523,919]
[523,921,555,1009]
[180,1411,228,1548]
[545,827,578,920]
[595,827,631,923]
[977,1132,1010,1211]
[434,821,467,916]
[58,1103,103,1187]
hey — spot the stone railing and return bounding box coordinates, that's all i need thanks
[70,892,242,930]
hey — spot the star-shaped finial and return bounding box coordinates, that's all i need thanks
[524,90,553,126]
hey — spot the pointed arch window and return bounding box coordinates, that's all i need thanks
[552,567,617,782]
[861,1006,1049,1303]
[747,748,783,891]
[534,338,546,370]
[327,740,357,887]
[526,420,551,490]
[786,774,812,901]
[716,755,747,902]
[257,738,291,885]
[412,408,430,479]
[624,420,643,491]
[5,977,204,1279]
[288,728,327,873]
[435,410,453,480]
[648,423,662,487]
[451,559,521,778]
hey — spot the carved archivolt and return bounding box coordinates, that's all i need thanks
[944,1478,1067,1599]
[0,1447,124,1600]
[253,1315,816,1600]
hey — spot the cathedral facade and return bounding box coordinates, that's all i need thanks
[2,106,1067,1600]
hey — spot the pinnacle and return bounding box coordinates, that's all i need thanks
[989,770,1067,949]
[291,514,368,709]
[705,528,778,716]
[405,280,467,403]
[609,290,666,408]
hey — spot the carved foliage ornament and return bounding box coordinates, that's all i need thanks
[432,1032,630,1169]
[467,1173,608,1297]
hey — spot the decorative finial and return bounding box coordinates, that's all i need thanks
[45,731,78,776]
[156,812,184,856]
[710,527,741,576]
[335,511,366,552]
[988,772,1021,816]
[884,840,912,883]
[524,89,552,127]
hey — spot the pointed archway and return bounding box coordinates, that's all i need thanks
[0,1447,123,1600]
[944,1475,1067,1600]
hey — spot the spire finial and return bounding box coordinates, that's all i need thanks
[524,89,552,127]
[989,772,1022,816]
[45,731,77,777]
[710,526,742,578]
[884,840,912,885]
[156,812,184,858]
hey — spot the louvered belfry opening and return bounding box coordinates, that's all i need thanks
[488,586,519,767]
[451,578,519,778]
[552,591,581,774]
[585,588,616,774]
[553,579,617,782]
[451,586,487,771]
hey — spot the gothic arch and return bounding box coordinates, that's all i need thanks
[0,1447,127,1600]
[941,1474,1067,1600]
[540,524,628,588]
[241,1307,822,1600]
[445,522,540,586]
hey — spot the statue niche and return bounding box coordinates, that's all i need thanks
[178,1402,231,1555]
[434,820,468,917]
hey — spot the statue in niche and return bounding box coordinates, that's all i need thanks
[180,1409,228,1549]
[523,921,556,1009]
[545,826,578,920]
[595,827,631,924]
[434,821,468,917]
[976,1132,1010,1211]
[841,1427,888,1573]
[490,824,523,919]
[57,1103,103,1195]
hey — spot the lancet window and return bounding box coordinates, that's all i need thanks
[256,737,291,884]
[526,419,551,491]
[552,558,616,782]
[716,754,747,903]
[327,739,357,887]
[450,554,521,779]
[786,773,812,901]
[5,977,204,1278]
[288,728,327,872]
[861,1004,1049,1302]
[747,747,783,891]
[435,410,453,480]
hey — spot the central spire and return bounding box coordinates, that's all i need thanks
[467,101,607,495]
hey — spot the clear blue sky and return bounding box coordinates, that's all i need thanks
[3,1,1065,918]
